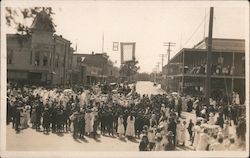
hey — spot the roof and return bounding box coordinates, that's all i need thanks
[7,34,31,47]
[168,38,245,64]
[54,34,71,44]
[30,10,55,32]
[73,53,109,68]
[194,37,245,52]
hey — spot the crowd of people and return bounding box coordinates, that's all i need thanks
[185,64,242,76]
[6,82,246,151]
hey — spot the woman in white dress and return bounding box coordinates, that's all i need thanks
[23,109,29,128]
[176,120,181,145]
[196,128,210,150]
[117,115,125,139]
[178,121,187,146]
[208,113,215,125]
[126,114,135,139]
[85,109,93,135]
[192,122,201,150]
[20,108,25,129]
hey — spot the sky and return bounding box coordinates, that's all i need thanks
[5,1,247,73]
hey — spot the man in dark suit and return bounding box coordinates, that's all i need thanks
[168,118,177,146]
[14,107,21,132]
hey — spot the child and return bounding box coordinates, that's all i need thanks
[155,133,163,151]
[223,120,230,138]
[227,138,238,150]
[187,119,194,141]
[147,127,156,151]
[139,135,149,151]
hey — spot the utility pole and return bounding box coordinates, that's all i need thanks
[102,33,104,53]
[156,62,160,73]
[205,7,214,106]
[159,54,166,72]
[163,42,176,64]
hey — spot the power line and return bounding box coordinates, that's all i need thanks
[159,54,166,72]
[183,12,208,47]
[163,42,176,64]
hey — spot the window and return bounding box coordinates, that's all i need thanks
[30,51,32,64]
[43,53,48,66]
[35,51,40,66]
[49,52,52,66]
[69,54,72,67]
[55,54,59,67]
[61,56,65,66]
[7,49,13,64]
[218,57,224,64]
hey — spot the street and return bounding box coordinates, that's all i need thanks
[6,81,190,151]
[6,81,238,151]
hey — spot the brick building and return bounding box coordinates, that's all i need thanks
[7,10,74,85]
[72,52,119,85]
[162,38,245,103]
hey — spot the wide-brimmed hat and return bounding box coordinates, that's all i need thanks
[155,133,162,138]
[209,113,214,117]
[166,131,174,137]
[24,105,31,110]
[148,128,154,132]
[158,124,164,129]
[17,107,23,110]
[200,124,207,129]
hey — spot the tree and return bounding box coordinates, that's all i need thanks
[5,7,56,35]
[119,60,140,83]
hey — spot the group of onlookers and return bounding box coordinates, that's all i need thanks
[184,64,242,76]
[6,82,246,151]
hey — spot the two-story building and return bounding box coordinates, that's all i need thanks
[72,52,119,85]
[162,38,245,103]
[7,10,74,86]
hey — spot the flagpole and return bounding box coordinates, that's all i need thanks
[102,33,104,53]
[75,39,78,53]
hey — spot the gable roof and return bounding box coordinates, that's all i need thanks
[30,10,55,32]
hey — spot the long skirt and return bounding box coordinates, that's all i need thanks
[85,119,93,133]
[125,121,135,137]
[117,124,125,134]
[30,112,37,124]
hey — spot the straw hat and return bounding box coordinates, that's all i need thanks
[158,124,164,129]
[25,105,31,110]
[166,131,174,137]
[155,133,162,138]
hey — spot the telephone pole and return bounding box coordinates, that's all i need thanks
[156,62,160,73]
[205,7,214,106]
[102,33,104,53]
[163,42,176,63]
[159,54,166,72]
